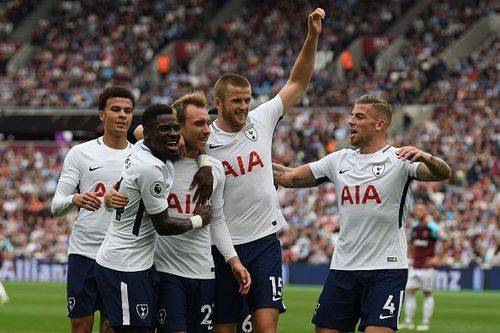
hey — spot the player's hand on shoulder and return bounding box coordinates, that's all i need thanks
[228,257,252,295]
[191,166,214,205]
[396,146,432,163]
[308,8,325,36]
[193,203,212,227]
[72,192,101,211]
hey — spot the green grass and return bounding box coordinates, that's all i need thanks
[0,282,499,332]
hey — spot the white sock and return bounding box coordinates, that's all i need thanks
[422,295,434,324]
[0,281,8,302]
[405,293,416,324]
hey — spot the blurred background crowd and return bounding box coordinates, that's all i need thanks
[0,0,498,268]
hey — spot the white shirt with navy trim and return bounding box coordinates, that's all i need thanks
[206,95,287,245]
[154,156,236,279]
[96,141,174,272]
[308,145,420,270]
[55,137,133,259]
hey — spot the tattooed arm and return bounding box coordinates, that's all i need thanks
[272,163,318,188]
[396,146,451,181]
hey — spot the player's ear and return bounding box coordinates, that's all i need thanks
[213,96,222,110]
[98,110,105,122]
[375,118,385,131]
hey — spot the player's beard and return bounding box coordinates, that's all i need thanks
[165,152,180,163]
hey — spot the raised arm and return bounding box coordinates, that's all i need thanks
[272,163,318,188]
[278,7,325,114]
[396,146,451,181]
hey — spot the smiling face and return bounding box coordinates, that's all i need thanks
[99,97,134,137]
[181,104,211,158]
[215,84,252,132]
[145,113,181,160]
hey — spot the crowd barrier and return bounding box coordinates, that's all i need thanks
[286,263,500,291]
[2,260,500,291]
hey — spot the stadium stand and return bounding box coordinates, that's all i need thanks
[0,0,498,269]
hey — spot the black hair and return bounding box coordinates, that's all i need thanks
[98,86,135,111]
[141,104,175,129]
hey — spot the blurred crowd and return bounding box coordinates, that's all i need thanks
[1,32,498,266]
[1,0,498,108]
[0,0,222,106]
[276,36,499,267]
[0,0,498,268]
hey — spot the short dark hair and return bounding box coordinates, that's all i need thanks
[172,91,207,124]
[355,94,392,125]
[141,104,175,129]
[98,86,135,111]
[214,73,251,100]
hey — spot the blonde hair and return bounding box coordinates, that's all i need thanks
[214,73,251,100]
[172,91,207,124]
[355,94,392,126]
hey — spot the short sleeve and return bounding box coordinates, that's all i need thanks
[137,163,171,215]
[250,95,284,131]
[308,150,342,183]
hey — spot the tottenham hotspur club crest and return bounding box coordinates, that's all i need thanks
[136,304,149,319]
[244,126,258,141]
[68,297,75,311]
[372,164,385,177]
[158,308,166,324]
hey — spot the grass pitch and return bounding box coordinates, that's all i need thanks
[0,282,499,332]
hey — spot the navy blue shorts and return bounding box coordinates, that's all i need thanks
[156,272,215,333]
[95,263,159,329]
[237,301,252,333]
[66,254,104,318]
[212,233,286,324]
[312,269,408,332]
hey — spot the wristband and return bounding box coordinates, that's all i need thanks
[190,215,203,229]
[196,153,211,168]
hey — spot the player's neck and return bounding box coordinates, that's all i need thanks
[184,148,198,159]
[358,138,388,154]
[215,118,243,133]
[102,133,128,150]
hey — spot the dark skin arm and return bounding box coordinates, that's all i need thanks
[191,165,213,205]
[150,204,212,235]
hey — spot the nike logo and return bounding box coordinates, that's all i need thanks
[89,166,103,172]
[272,296,282,302]
[209,144,223,149]
[339,169,349,174]
[379,314,394,320]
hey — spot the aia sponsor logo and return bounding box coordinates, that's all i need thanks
[222,151,264,177]
[340,185,381,205]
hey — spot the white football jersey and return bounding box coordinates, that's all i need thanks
[154,156,236,279]
[207,95,287,245]
[96,141,174,272]
[57,137,133,259]
[308,145,420,270]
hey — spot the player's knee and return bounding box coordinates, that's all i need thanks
[214,322,238,333]
[71,315,94,333]
[251,308,279,333]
